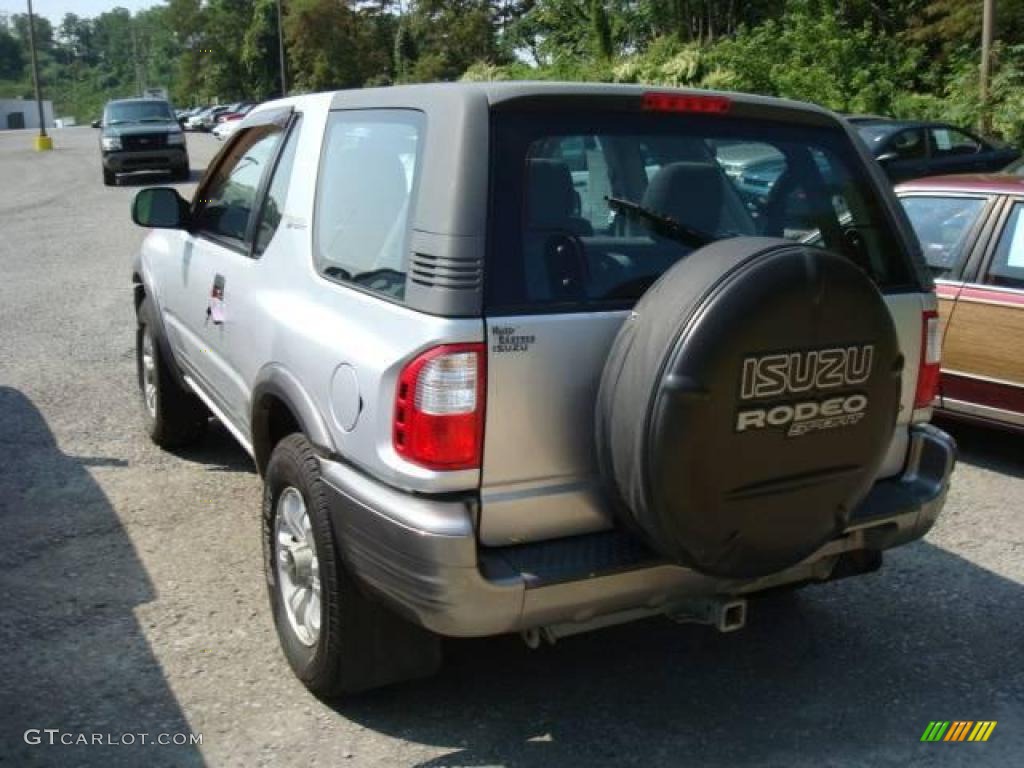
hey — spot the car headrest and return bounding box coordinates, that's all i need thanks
[642,162,725,236]
[526,159,580,230]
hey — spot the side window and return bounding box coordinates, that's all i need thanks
[253,117,302,256]
[194,125,282,245]
[899,195,987,278]
[315,110,423,300]
[986,202,1024,289]
[888,129,926,160]
[931,127,982,157]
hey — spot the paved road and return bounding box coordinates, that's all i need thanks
[0,127,1022,768]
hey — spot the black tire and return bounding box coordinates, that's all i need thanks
[172,165,190,182]
[263,433,442,697]
[136,298,208,448]
[103,168,115,186]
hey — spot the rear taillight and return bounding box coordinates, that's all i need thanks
[914,309,941,410]
[641,92,731,114]
[393,343,485,470]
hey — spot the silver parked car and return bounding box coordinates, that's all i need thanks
[130,83,955,696]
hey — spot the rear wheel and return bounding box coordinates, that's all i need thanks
[102,168,115,186]
[263,434,441,697]
[136,298,208,448]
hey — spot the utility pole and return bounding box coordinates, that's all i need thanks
[276,0,287,96]
[25,0,51,150]
[980,0,995,135]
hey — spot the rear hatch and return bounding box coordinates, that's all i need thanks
[479,92,933,546]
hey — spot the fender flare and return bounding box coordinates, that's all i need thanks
[251,364,337,472]
[134,273,191,392]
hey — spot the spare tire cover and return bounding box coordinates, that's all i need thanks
[596,237,902,578]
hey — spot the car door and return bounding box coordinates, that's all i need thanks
[941,197,1024,425]
[159,111,290,433]
[878,127,930,182]
[897,192,997,409]
[926,126,991,176]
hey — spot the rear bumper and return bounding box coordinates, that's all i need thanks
[322,423,956,638]
[103,148,187,172]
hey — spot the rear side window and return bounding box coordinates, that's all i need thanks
[315,110,423,301]
[488,111,916,312]
[987,202,1024,289]
[899,195,987,278]
[930,127,982,157]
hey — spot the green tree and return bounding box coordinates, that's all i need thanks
[198,0,254,100]
[0,24,24,81]
[708,0,922,113]
[242,0,282,100]
[404,0,502,81]
[284,0,372,91]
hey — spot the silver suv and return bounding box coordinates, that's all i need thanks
[130,83,956,696]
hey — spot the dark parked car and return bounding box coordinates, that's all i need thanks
[896,174,1024,431]
[856,119,1020,183]
[99,98,189,186]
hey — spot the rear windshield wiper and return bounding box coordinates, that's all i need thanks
[606,195,715,249]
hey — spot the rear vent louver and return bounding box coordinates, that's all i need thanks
[409,252,482,291]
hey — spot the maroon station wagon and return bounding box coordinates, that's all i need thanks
[896,174,1024,431]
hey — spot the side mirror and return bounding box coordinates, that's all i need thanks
[132,187,189,229]
[91,119,101,128]
[876,152,899,165]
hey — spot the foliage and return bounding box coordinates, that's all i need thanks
[0,0,1018,149]
[706,3,924,114]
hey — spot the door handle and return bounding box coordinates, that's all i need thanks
[207,274,226,325]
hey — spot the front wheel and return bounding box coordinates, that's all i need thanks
[263,434,441,697]
[102,167,115,186]
[136,298,208,448]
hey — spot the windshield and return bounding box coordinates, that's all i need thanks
[488,110,916,311]
[104,101,174,125]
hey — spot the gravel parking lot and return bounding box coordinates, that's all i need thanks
[0,126,1022,768]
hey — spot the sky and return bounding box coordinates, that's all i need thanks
[2,1,159,25]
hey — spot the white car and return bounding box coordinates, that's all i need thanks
[212,119,241,141]
[183,109,210,131]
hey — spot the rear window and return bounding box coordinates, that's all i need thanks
[488,111,916,312]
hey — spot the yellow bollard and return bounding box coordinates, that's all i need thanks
[34,134,53,151]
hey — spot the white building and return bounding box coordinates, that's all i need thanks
[0,98,55,130]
